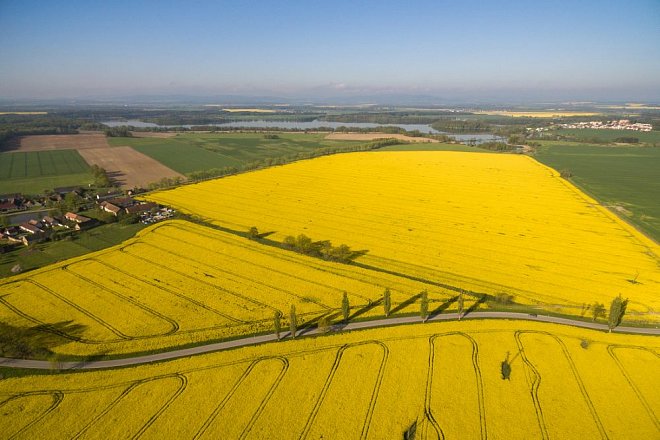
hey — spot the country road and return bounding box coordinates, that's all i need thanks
[1,312,657,371]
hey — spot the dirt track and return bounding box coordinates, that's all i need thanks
[325,132,438,143]
[78,146,185,189]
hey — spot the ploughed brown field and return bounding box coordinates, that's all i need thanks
[324,132,438,143]
[3,133,185,189]
[78,146,185,188]
[6,133,110,151]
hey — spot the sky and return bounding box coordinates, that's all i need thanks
[1,0,659,102]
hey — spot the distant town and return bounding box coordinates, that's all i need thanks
[557,119,653,131]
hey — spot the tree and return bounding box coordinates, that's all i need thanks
[248,226,259,239]
[64,191,83,212]
[608,295,627,332]
[591,302,606,322]
[289,305,297,338]
[420,290,429,322]
[342,291,350,322]
[457,290,464,320]
[318,315,331,333]
[274,311,282,340]
[383,288,391,317]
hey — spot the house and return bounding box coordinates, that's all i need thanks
[100,201,123,216]
[54,186,82,196]
[27,219,44,228]
[107,197,135,208]
[125,202,158,215]
[21,234,44,246]
[64,212,92,224]
[42,216,63,227]
[0,200,17,212]
[19,222,44,235]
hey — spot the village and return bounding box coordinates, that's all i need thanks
[557,119,653,131]
[0,188,174,248]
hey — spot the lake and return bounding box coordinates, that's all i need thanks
[102,119,504,144]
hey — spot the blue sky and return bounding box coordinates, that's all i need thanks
[1,0,659,101]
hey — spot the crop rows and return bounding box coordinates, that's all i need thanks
[0,150,89,179]
[0,220,459,357]
[147,152,660,318]
[1,323,657,439]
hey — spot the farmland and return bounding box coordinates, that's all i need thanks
[147,151,660,322]
[107,132,363,175]
[77,146,185,189]
[0,149,93,194]
[535,142,660,241]
[0,220,470,357]
[1,320,657,439]
[555,128,660,144]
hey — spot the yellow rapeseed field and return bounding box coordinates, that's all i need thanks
[1,321,657,439]
[475,110,601,117]
[0,220,467,357]
[146,152,660,321]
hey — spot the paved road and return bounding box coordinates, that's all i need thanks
[1,312,657,371]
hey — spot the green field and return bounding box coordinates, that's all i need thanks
[535,141,660,241]
[0,150,92,195]
[108,132,364,174]
[556,128,660,144]
[0,222,145,278]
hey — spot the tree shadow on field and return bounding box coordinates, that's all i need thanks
[349,298,382,321]
[0,319,88,360]
[428,295,457,320]
[464,295,488,317]
[389,293,423,316]
[256,231,277,239]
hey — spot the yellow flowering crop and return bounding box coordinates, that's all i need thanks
[147,151,660,321]
[0,220,463,357]
[1,321,657,439]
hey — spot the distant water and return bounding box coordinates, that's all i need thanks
[101,119,504,144]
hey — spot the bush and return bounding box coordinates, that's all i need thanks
[494,292,514,305]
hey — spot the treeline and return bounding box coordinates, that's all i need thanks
[282,233,357,263]
[322,111,472,124]
[186,138,403,182]
[431,119,492,133]
[104,126,132,137]
[477,142,517,152]
[0,114,80,147]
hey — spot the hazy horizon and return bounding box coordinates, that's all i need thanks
[1,0,659,102]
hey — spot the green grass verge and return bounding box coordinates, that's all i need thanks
[534,141,660,242]
[0,222,146,278]
[108,132,363,174]
[0,149,93,195]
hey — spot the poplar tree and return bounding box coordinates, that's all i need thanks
[457,291,464,320]
[342,291,350,322]
[383,288,391,317]
[274,311,282,340]
[289,305,297,338]
[420,290,429,322]
[608,295,627,332]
